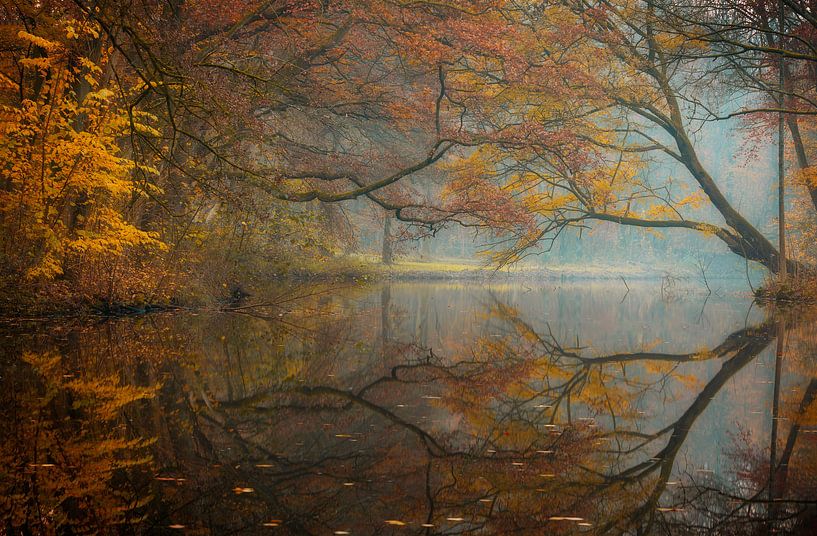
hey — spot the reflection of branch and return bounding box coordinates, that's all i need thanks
[482,292,780,532]
[295,385,449,457]
[475,300,785,511]
[489,293,764,366]
[593,323,775,534]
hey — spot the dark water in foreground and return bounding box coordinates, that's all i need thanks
[2,280,816,535]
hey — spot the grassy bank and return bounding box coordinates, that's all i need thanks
[285,254,698,282]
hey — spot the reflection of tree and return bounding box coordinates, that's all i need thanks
[2,291,814,535]
[647,322,817,536]
[154,297,781,534]
[0,348,158,533]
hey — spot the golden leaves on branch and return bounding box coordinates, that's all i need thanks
[0,21,164,282]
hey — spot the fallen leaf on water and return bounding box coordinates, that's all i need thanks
[385,520,406,526]
[169,525,185,529]
[233,487,254,494]
[446,517,464,522]
[334,532,350,535]
[421,524,434,527]
[255,464,274,468]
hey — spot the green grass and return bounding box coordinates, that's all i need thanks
[285,254,682,281]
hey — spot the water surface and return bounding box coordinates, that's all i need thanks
[2,280,816,534]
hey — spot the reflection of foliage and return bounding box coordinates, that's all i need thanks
[134,292,780,534]
[0,349,158,532]
[3,287,815,534]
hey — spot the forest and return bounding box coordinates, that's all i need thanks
[2,0,817,311]
[2,1,817,535]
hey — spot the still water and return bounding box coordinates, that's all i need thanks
[2,281,816,534]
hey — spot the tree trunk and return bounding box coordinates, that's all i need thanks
[656,83,795,274]
[382,212,393,265]
[778,2,787,278]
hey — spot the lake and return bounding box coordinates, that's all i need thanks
[2,280,816,534]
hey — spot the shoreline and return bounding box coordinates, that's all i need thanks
[0,263,756,322]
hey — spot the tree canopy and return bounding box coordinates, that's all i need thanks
[3,0,817,307]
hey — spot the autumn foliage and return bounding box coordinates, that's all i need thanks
[3,0,817,311]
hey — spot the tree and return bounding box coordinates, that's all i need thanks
[430,0,813,273]
[0,15,164,283]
